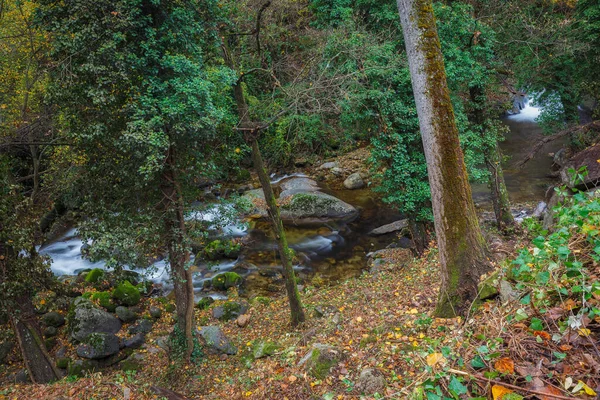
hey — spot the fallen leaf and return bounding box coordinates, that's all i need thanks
[495,357,515,374]
[533,331,551,341]
[573,380,597,396]
[288,375,297,383]
[426,352,445,367]
[492,384,513,400]
[577,328,591,337]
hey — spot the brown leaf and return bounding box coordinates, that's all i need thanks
[515,362,543,377]
[528,377,564,400]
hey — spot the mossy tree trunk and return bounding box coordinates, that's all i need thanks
[161,144,195,362]
[396,0,490,317]
[250,139,306,326]
[222,36,305,326]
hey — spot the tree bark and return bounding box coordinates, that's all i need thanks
[468,86,514,230]
[486,144,515,229]
[162,145,195,362]
[408,217,428,256]
[396,0,490,317]
[251,139,305,326]
[222,35,305,326]
[10,296,61,383]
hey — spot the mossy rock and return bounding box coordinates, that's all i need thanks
[112,281,141,306]
[196,297,215,310]
[91,291,117,312]
[478,270,500,300]
[56,357,71,369]
[298,344,342,380]
[211,272,242,291]
[203,240,241,261]
[252,340,278,359]
[67,359,98,377]
[164,303,176,313]
[85,268,105,284]
[212,301,246,321]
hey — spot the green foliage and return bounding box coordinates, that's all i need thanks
[203,240,241,261]
[168,323,203,364]
[112,281,141,307]
[507,185,600,336]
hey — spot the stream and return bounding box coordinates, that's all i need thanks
[39,100,562,299]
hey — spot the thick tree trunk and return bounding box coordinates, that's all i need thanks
[162,145,195,362]
[10,295,61,383]
[396,0,490,317]
[251,139,305,326]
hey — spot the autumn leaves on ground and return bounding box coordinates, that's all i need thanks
[3,215,599,400]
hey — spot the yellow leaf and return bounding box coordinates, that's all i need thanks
[356,316,363,322]
[408,308,418,314]
[426,352,444,367]
[577,381,597,396]
[578,328,591,337]
[492,384,513,400]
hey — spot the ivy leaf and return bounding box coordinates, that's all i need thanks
[448,376,467,396]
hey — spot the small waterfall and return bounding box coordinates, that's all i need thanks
[508,97,541,122]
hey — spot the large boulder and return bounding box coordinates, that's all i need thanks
[343,173,365,190]
[76,332,120,359]
[70,299,121,342]
[42,311,66,328]
[280,192,358,226]
[280,177,319,192]
[560,144,600,188]
[198,326,237,355]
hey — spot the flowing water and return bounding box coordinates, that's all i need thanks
[40,101,558,297]
[472,101,564,205]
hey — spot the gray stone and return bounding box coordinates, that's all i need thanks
[120,352,145,371]
[128,319,153,335]
[357,368,386,395]
[319,161,338,169]
[298,343,342,379]
[499,280,519,302]
[68,359,99,377]
[531,202,547,220]
[369,219,409,236]
[42,311,65,328]
[280,191,358,226]
[77,332,120,359]
[149,306,162,319]
[123,333,145,349]
[343,172,365,190]
[70,299,121,342]
[331,167,344,176]
[13,369,30,383]
[279,177,319,192]
[199,326,237,355]
[115,306,137,323]
[44,326,58,338]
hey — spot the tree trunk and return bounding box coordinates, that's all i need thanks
[396,0,490,317]
[468,86,514,230]
[251,139,305,326]
[486,144,515,229]
[222,38,305,326]
[408,217,428,256]
[9,293,60,383]
[162,145,195,362]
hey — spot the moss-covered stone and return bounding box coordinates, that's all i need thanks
[252,340,278,359]
[85,268,105,284]
[91,291,117,312]
[56,357,71,369]
[211,272,242,291]
[298,344,341,379]
[112,281,141,306]
[196,297,214,310]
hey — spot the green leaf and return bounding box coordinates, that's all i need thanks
[530,318,544,331]
[470,355,486,369]
[448,376,467,396]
